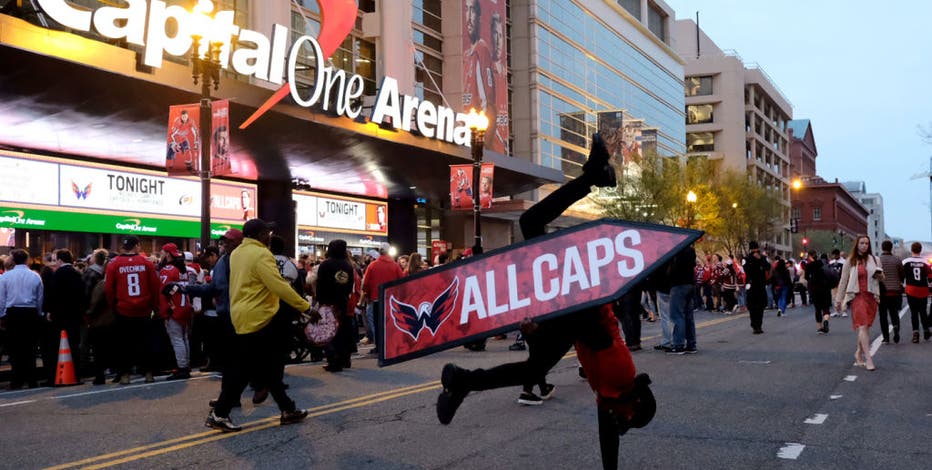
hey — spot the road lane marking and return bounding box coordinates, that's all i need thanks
[44,381,440,470]
[871,305,911,356]
[804,413,828,424]
[777,443,805,459]
[738,360,771,364]
[0,400,36,407]
[829,395,842,400]
[843,376,857,382]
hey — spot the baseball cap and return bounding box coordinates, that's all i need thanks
[242,218,275,238]
[220,228,244,243]
[121,235,139,250]
[184,251,194,262]
[161,243,182,258]
[367,249,379,258]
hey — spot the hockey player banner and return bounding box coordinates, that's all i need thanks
[450,163,494,210]
[211,100,232,177]
[378,219,702,366]
[166,104,201,176]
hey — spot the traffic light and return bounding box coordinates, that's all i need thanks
[790,218,799,233]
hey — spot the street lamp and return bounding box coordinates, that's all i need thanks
[466,108,490,254]
[685,190,697,228]
[190,1,224,250]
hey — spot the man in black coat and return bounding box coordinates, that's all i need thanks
[46,249,88,382]
[743,242,771,335]
[313,239,356,372]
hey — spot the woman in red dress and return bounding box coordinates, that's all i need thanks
[834,235,884,371]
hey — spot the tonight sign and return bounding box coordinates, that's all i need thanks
[35,0,474,146]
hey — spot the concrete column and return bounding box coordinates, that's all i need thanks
[380,1,415,95]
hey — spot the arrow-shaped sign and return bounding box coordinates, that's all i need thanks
[377,219,702,366]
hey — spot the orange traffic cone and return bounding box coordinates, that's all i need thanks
[54,330,81,386]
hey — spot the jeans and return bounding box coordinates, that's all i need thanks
[165,318,190,369]
[656,291,672,347]
[670,284,695,349]
[365,302,376,347]
[766,285,775,309]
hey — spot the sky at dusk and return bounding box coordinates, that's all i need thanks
[662,0,932,243]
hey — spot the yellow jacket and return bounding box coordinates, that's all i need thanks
[229,238,310,334]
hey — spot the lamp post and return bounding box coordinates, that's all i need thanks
[466,108,490,254]
[686,190,698,228]
[190,4,223,251]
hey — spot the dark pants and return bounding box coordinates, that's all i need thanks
[810,288,832,323]
[906,295,930,332]
[878,293,902,341]
[616,287,643,348]
[113,314,155,376]
[214,317,296,418]
[325,307,355,368]
[87,324,114,379]
[747,288,766,331]
[5,308,40,387]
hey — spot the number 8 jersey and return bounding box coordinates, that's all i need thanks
[902,256,931,298]
[105,253,161,318]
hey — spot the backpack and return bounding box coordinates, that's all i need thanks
[825,263,842,289]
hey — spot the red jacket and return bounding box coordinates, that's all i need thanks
[576,304,637,404]
[362,255,404,301]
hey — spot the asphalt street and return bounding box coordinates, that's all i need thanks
[0,304,929,470]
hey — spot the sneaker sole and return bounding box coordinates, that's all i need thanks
[517,399,544,406]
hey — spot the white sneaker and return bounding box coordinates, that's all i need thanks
[830,312,839,318]
[841,312,848,317]
[517,392,543,406]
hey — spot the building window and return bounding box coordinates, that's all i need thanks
[813,207,821,221]
[686,132,714,152]
[647,3,666,41]
[686,76,713,96]
[792,207,800,220]
[686,104,713,124]
[617,0,641,18]
[413,0,442,33]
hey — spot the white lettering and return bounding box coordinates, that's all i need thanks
[268,24,289,84]
[560,246,590,295]
[453,113,471,146]
[459,275,487,324]
[416,99,438,139]
[485,270,508,317]
[37,0,91,31]
[93,0,146,46]
[370,77,401,127]
[615,230,644,277]
[587,237,615,287]
[507,264,531,309]
[533,254,559,301]
[232,29,271,80]
[287,35,326,107]
[343,74,364,119]
[322,67,347,112]
[436,106,456,142]
[144,1,193,68]
[401,95,419,132]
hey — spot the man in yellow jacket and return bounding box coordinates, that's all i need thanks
[206,218,311,432]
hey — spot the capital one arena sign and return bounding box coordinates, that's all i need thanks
[36,0,472,145]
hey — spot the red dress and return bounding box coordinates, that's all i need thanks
[850,264,877,330]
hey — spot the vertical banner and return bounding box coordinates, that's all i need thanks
[211,99,232,177]
[463,0,509,155]
[479,162,494,209]
[450,164,473,210]
[166,104,200,176]
[597,110,625,165]
[622,118,644,165]
[641,128,658,157]
[431,240,452,264]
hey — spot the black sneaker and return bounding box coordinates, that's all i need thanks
[205,410,242,432]
[166,369,191,381]
[508,342,527,351]
[893,327,900,344]
[517,392,543,406]
[925,330,931,341]
[684,346,698,354]
[653,344,673,352]
[539,383,555,400]
[208,399,241,408]
[436,363,469,425]
[822,319,829,334]
[280,408,309,425]
[666,347,687,355]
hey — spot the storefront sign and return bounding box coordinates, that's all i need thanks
[294,191,386,235]
[36,0,472,146]
[378,220,702,366]
[0,206,235,239]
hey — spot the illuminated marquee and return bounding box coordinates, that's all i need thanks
[35,0,472,146]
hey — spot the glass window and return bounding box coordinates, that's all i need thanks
[685,76,713,96]
[617,0,641,18]
[647,4,666,41]
[792,207,800,220]
[686,104,713,124]
[413,0,442,33]
[813,207,822,221]
[686,132,714,152]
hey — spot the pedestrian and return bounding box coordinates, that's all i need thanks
[835,235,883,371]
[105,235,161,385]
[158,243,193,381]
[615,284,644,352]
[189,246,219,371]
[772,258,791,317]
[206,219,311,432]
[877,240,904,344]
[744,241,770,334]
[360,242,403,354]
[46,249,88,381]
[666,244,697,354]
[434,134,655,470]
[901,242,932,344]
[828,249,847,317]
[0,249,44,389]
[313,239,356,372]
[85,249,115,385]
[804,251,832,335]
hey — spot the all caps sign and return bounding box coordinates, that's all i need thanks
[377,219,702,366]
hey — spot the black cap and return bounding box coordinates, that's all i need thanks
[326,239,348,259]
[121,235,139,250]
[748,241,760,250]
[242,218,275,238]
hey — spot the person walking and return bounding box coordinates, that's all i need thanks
[206,219,311,432]
[835,236,882,370]
[46,249,88,381]
[313,239,356,372]
[360,243,403,354]
[667,244,697,354]
[804,251,832,335]
[158,243,194,381]
[877,240,905,344]
[901,242,932,344]
[0,249,44,389]
[744,241,771,334]
[772,259,791,317]
[105,236,161,385]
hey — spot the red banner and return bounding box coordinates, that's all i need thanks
[211,100,232,177]
[450,163,493,210]
[166,104,200,176]
[463,0,508,155]
[378,219,702,366]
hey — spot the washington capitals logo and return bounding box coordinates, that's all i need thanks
[389,277,460,341]
[71,181,92,200]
